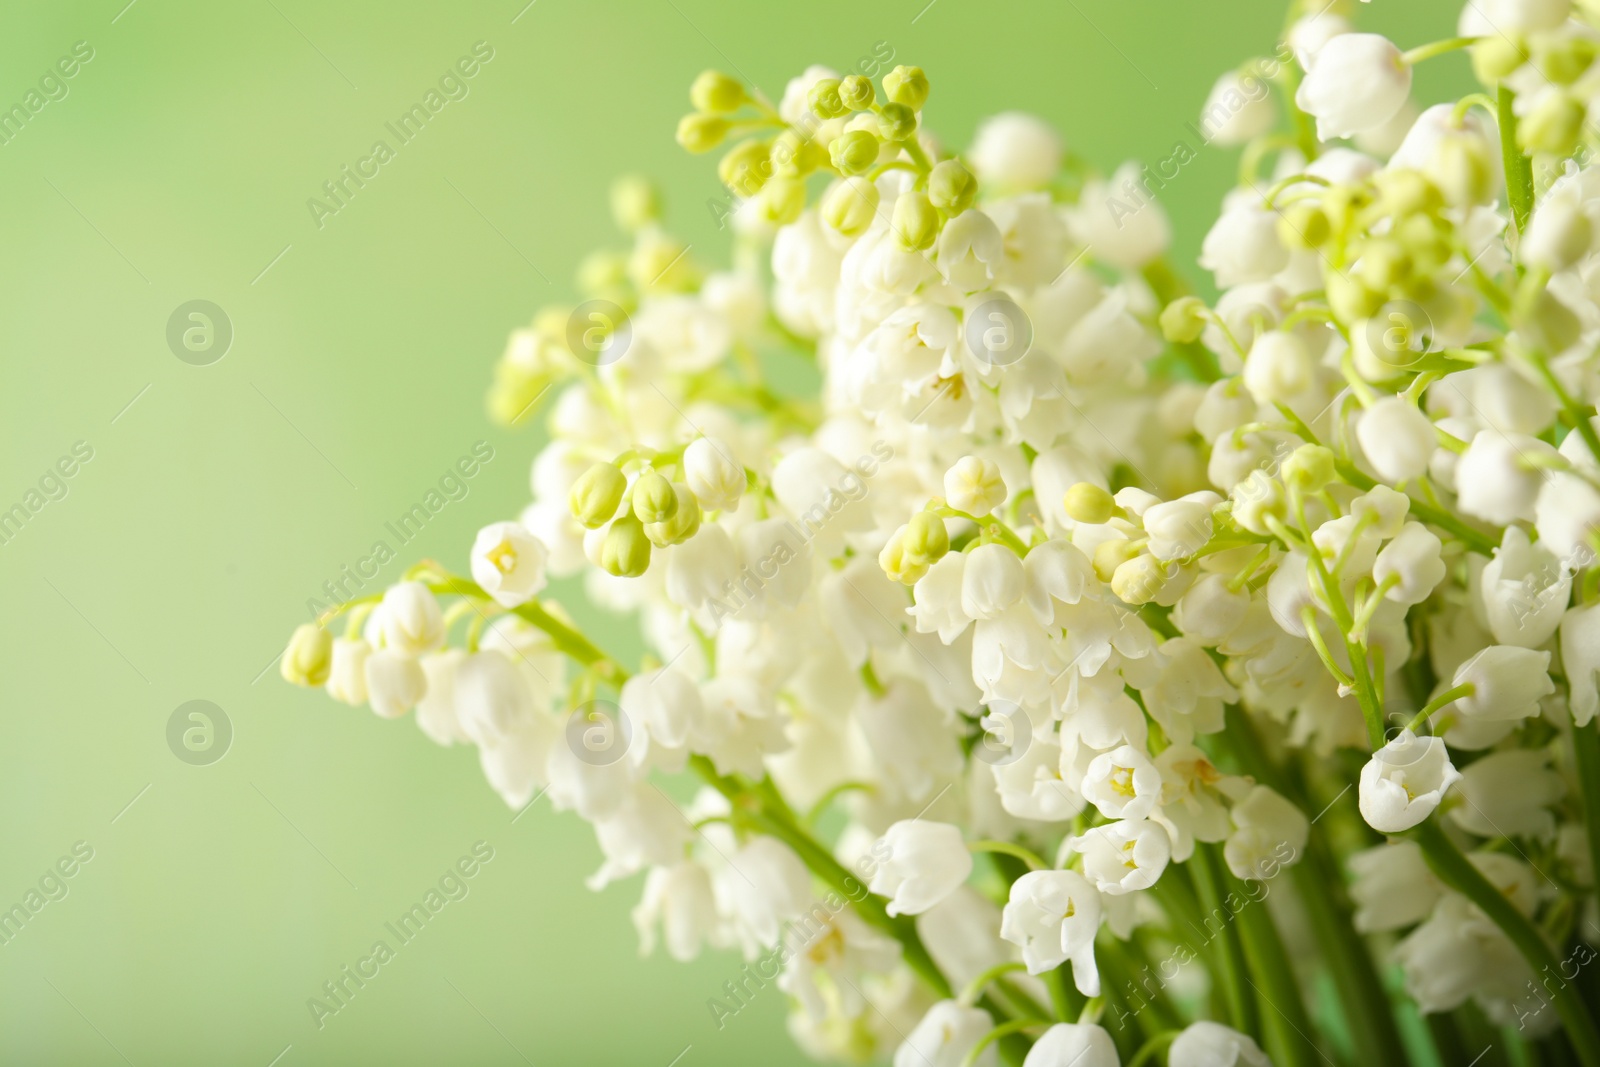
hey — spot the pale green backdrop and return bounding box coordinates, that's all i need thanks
[0,1,1463,1063]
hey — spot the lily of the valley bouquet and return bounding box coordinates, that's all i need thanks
[278,0,1600,1062]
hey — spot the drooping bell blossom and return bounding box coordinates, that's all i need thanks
[470,521,549,609]
[1358,728,1461,832]
[1294,33,1412,140]
[364,647,427,719]
[999,869,1102,993]
[1068,818,1172,895]
[378,580,446,655]
[1020,1023,1120,1067]
[1169,1020,1272,1067]
[869,820,974,917]
[895,1001,997,1067]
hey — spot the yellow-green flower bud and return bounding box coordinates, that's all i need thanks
[1112,554,1167,605]
[570,462,627,528]
[760,176,806,225]
[892,190,939,251]
[1394,214,1453,274]
[1231,470,1287,536]
[719,140,772,197]
[878,103,918,142]
[1282,444,1337,494]
[1472,34,1526,83]
[1356,237,1412,293]
[1319,185,1371,240]
[1540,36,1597,85]
[1428,133,1494,206]
[807,78,849,119]
[771,129,824,177]
[878,525,928,585]
[281,623,333,687]
[1326,270,1386,323]
[610,176,660,234]
[1276,201,1330,249]
[1063,482,1115,525]
[1092,538,1140,584]
[821,177,880,237]
[830,129,881,176]
[1373,170,1442,218]
[629,234,697,292]
[600,515,652,578]
[632,470,678,524]
[577,250,629,296]
[645,484,701,546]
[690,70,745,114]
[839,74,875,111]
[676,113,729,154]
[883,65,930,110]
[903,511,950,563]
[1521,91,1586,156]
[1158,296,1209,344]
[928,159,977,214]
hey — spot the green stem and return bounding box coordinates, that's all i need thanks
[1143,260,1221,382]
[963,1018,1050,1067]
[1221,855,1322,1067]
[969,840,1047,871]
[1128,1031,1178,1067]
[1414,820,1600,1067]
[1188,845,1258,1039]
[1409,683,1475,731]
[1401,36,1482,65]
[1500,84,1536,236]
[1528,347,1600,467]
[960,961,1029,1006]
[1572,721,1600,922]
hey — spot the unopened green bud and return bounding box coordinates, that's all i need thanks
[719,140,771,197]
[830,129,881,176]
[1356,237,1412,293]
[629,234,696,292]
[1282,444,1337,494]
[1063,482,1115,525]
[1394,214,1453,273]
[839,74,875,111]
[1092,538,1140,584]
[1112,554,1167,606]
[1541,36,1597,84]
[600,515,652,578]
[928,159,977,214]
[904,511,950,563]
[771,129,824,177]
[281,623,333,687]
[1326,270,1386,322]
[690,70,745,114]
[807,78,849,119]
[676,113,729,154]
[883,65,930,110]
[570,463,627,528]
[1521,90,1585,156]
[1320,185,1371,239]
[1373,170,1442,218]
[1472,34,1526,83]
[577,251,629,296]
[878,525,926,585]
[1276,201,1330,249]
[892,190,939,251]
[1429,133,1494,206]
[821,176,881,237]
[759,177,806,225]
[1159,296,1209,344]
[878,102,918,142]
[645,484,701,546]
[610,176,660,234]
[632,470,678,524]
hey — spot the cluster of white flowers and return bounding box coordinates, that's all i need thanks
[281,1,1600,1063]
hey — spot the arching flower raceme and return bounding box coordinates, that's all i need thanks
[275,25,1600,1064]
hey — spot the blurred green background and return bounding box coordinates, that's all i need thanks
[0,1,1464,1063]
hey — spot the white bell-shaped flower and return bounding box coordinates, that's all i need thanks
[1020,1023,1119,1067]
[454,650,535,747]
[970,112,1063,192]
[632,861,722,962]
[1356,396,1436,483]
[961,543,1027,620]
[1562,602,1600,727]
[1142,491,1221,561]
[1481,526,1571,648]
[869,820,974,917]
[1294,33,1411,140]
[999,869,1101,992]
[1456,431,1559,526]
[1373,522,1446,606]
[364,648,427,718]
[895,1001,996,1067]
[682,436,745,513]
[326,637,371,706]
[1198,72,1277,146]
[945,455,1008,517]
[1068,819,1172,895]
[1449,748,1565,840]
[1081,744,1161,821]
[378,581,446,655]
[1224,785,1308,881]
[1169,1020,1272,1067]
[1358,728,1460,832]
[1348,840,1441,933]
[470,521,549,608]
